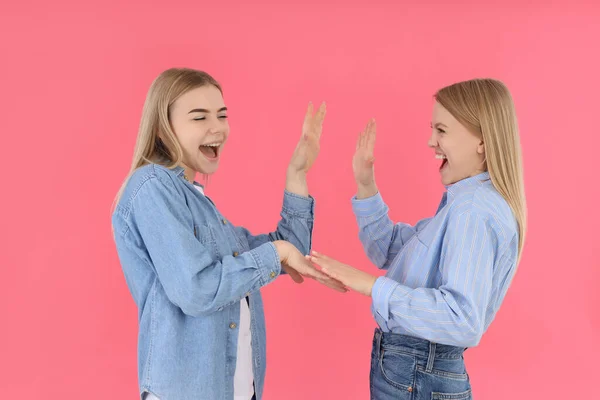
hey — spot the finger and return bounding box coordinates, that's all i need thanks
[308,257,332,273]
[367,118,377,154]
[363,119,374,148]
[315,102,326,137]
[302,102,314,138]
[305,102,314,120]
[356,130,362,151]
[288,268,305,284]
[318,277,348,293]
[321,281,348,293]
[298,263,329,280]
[364,118,371,139]
[359,126,367,149]
[320,267,343,284]
[310,250,331,261]
[308,255,324,268]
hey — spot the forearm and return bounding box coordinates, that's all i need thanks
[372,277,486,347]
[285,169,309,197]
[356,182,378,199]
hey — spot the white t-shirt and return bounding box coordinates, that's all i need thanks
[194,185,254,400]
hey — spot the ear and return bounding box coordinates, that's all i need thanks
[477,140,485,155]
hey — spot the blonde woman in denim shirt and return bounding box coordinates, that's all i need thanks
[112,68,344,400]
[310,79,526,400]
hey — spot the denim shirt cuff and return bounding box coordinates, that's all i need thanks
[282,190,315,217]
[249,242,283,285]
[351,192,385,218]
[371,277,400,322]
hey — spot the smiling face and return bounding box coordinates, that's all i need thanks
[168,84,230,178]
[428,101,486,185]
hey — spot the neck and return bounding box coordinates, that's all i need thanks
[180,163,196,182]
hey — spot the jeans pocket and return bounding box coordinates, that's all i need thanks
[417,365,469,381]
[379,348,417,390]
[431,389,472,400]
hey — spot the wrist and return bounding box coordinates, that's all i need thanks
[285,169,309,197]
[366,275,378,296]
[356,182,378,199]
[273,240,290,260]
[286,167,307,180]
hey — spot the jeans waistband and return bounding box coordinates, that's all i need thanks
[374,328,466,362]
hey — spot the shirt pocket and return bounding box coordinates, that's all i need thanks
[193,224,221,258]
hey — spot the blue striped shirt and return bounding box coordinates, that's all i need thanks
[352,172,519,347]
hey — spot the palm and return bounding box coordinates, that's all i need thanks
[353,119,376,186]
[289,102,326,173]
[309,251,377,296]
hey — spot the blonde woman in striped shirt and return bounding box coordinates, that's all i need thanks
[310,79,526,400]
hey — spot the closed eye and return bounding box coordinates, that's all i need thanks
[437,128,446,134]
[193,115,228,121]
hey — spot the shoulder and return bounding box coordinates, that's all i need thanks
[448,183,517,245]
[113,164,183,218]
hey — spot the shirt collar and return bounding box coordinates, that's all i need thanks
[445,171,490,197]
[171,165,186,178]
[171,165,204,188]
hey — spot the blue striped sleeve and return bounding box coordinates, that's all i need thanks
[371,211,497,347]
[352,192,431,270]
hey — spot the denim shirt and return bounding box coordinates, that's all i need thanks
[111,164,315,400]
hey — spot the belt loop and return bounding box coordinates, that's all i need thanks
[426,342,436,372]
[376,329,382,356]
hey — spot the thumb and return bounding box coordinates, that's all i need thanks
[287,268,304,283]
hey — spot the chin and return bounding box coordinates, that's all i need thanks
[441,174,457,186]
[197,161,220,175]
[199,168,218,176]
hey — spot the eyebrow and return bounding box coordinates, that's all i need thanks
[188,107,228,114]
[431,122,448,128]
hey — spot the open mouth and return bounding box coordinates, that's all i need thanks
[200,143,221,159]
[435,153,448,170]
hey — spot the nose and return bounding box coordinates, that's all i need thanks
[207,122,223,135]
[206,115,226,134]
[428,131,437,148]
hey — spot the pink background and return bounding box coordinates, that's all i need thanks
[2,0,598,398]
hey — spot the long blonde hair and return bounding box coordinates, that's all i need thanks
[435,79,527,262]
[114,68,222,207]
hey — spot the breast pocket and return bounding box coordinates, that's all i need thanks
[193,224,220,258]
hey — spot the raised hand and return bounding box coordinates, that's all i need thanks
[288,102,326,175]
[353,119,378,199]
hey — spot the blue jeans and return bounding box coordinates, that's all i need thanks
[370,329,473,400]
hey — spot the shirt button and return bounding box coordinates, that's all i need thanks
[222,219,227,225]
[269,271,276,279]
[233,251,239,257]
[229,323,237,329]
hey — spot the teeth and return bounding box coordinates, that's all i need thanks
[435,154,447,159]
[201,143,221,147]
